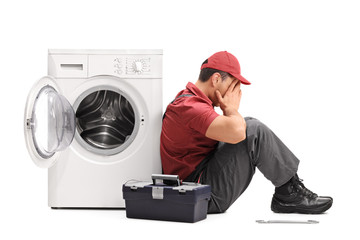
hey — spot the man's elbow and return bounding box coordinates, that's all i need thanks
[227,126,246,144]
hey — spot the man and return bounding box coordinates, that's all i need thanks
[160,51,333,214]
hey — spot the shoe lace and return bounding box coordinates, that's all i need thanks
[291,175,318,198]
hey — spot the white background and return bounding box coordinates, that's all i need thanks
[1,0,359,239]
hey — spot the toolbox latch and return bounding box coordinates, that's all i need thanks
[152,187,164,199]
[178,188,187,193]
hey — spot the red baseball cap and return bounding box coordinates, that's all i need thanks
[201,51,251,85]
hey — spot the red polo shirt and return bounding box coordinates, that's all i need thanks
[160,82,219,180]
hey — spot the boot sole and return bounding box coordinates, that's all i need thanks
[271,197,333,214]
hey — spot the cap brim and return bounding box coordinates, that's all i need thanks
[233,73,251,85]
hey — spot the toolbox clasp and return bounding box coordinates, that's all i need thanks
[152,187,164,199]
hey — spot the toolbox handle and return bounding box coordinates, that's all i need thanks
[152,174,181,186]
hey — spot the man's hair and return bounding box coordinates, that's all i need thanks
[198,59,230,82]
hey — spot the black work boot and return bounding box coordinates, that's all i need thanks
[271,174,333,214]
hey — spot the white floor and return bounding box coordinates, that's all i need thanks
[1,168,356,240]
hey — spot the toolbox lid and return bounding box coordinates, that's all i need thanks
[124,180,208,192]
[125,180,152,190]
[173,182,205,192]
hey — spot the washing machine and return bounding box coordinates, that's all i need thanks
[24,49,163,208]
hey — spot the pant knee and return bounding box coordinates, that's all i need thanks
[245,117,261,126]
[245,117,265,134]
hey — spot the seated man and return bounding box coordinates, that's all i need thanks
[160,51,333,214]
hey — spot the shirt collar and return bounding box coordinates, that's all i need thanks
[186,82,213,106]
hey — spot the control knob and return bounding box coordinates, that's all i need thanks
[133,60,144,73]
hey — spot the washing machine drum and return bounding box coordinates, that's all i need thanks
[76,90,136,151]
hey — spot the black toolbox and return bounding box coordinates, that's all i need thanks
[123,174,211,223]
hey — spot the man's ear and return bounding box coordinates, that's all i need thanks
[210,73,221,87]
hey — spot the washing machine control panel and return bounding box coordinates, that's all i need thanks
[113,57,152,76]
[88,54,162,78]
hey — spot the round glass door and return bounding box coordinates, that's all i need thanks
[24,76,76,168]
[31,86,75,157]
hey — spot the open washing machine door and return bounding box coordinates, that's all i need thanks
[24,76,75,168]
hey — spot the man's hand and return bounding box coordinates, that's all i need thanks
[215,80,242,116]
[206,79,246,144]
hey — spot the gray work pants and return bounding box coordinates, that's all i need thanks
[185,117,300,213]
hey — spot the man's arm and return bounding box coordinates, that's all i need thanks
[205,80,246,144]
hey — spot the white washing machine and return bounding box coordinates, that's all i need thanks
[24,49,163,208]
